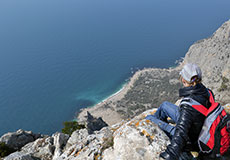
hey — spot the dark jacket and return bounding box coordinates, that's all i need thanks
[161,83,212,160]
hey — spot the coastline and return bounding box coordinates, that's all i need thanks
[96,82,127,106]
[76,68,154,125]
[76,65,182,125]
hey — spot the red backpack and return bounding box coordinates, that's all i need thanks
[181,90,230,158]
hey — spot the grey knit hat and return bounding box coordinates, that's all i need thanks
[180,63,202,82]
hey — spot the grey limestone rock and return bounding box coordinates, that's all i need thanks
[0,129,42,150]
[18,136,55,160]
[3,152,35,160]
[65,128,89,150]
[54,127,113,160]
[52,133,69,159]
[102,108,170,160]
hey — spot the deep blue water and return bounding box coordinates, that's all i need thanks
[0,0,230,136]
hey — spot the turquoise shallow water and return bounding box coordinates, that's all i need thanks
[0,0,230,136]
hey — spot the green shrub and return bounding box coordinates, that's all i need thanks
[218,83,228,92]
[61,121,85,136]
[101,136,114,152]
[218,76,229,92]
[0,142,16,158]
[222,76,229,83]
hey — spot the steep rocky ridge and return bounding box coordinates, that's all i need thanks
[183,20,230,104]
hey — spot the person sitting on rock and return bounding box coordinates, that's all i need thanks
[145,63,217,160]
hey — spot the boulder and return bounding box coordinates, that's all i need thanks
[52,133,69,159]
[86,112,108,134]
[0,129,42,150]
[102,109,170,160]
[3,152,34,160]
[55,127,113,160]
[20,136,55,160]
[65,128,89,150]
[53,109,169,160]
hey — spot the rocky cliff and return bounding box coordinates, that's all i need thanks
[1,20,230,160]
[183,20,230,104]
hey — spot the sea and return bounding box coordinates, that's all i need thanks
[0,0,230,136]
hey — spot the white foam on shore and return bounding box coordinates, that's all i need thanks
[74,81,129,122]
[97,82,128,105]
[92,69,145,107]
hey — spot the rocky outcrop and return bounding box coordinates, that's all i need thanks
[64,128,89,150]
[1,109,170,160]
[18,133,70,160]
[4,152,35,160]
[2,104,230,160]
[86,112,108,134]
[0,129,42,150]
[102,109,170,160]
[20,136,55,160]
[54,108,169,160]
[2,133,69,160]
[55,127,114,160]
[52,133,70,159]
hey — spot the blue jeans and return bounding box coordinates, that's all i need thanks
[145,101,180,138]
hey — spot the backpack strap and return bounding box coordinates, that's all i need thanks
[180,90,219,117]
[180,98,208,116]
[207,90,219,116]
